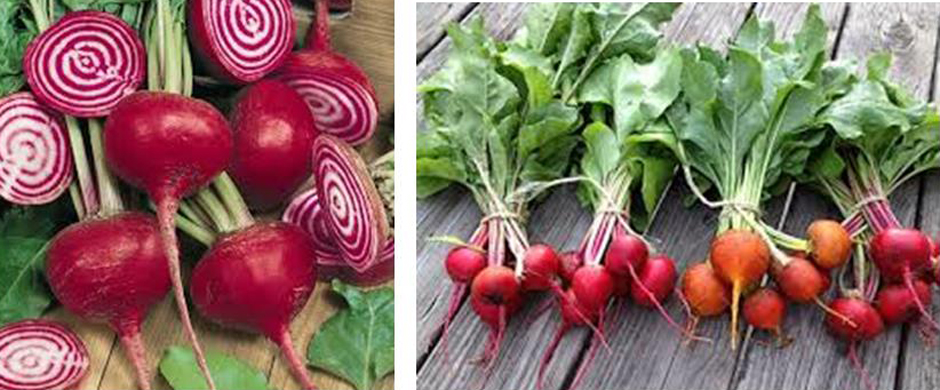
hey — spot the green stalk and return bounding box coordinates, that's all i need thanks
[173,213,214,246]
[212,173,254,229]
[88,119,124,216]
[65,117,98,216]
[195,189,235,232]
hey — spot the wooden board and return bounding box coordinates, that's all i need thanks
[38,2,395,390]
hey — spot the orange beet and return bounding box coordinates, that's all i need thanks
[710,229,770,349]
[807,220,851,269]
[773,257,830,303]
[681,262,731,317]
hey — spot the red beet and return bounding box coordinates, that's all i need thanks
[571,265,614,315]
[191,222,317,390]
[229,80,317,210]
[445,246,487,283]
[876,280,932,324]
[825,298,884,342]
[188,0,295,84]
[870,228,932,281]
[869,228,936,328]
[522,244,560,291]
[471,266,521,310]
[104,92,233,389]
[46,212,170,390]
[742,288,786,333]
[773,257,830,303]
[630,255,677,306]
[272,0,378,145]
[604,233,648,277]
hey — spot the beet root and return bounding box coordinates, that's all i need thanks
[742,288,786,335]
[445,247,487,283]
[229,80,317,210]
[807,219,852,269]
[773,257,830,303]
[710,229,771,349]
[521,244,560,291]
[681,262,731,317]
[191,222,318,389]
[825,297,884,342]
[876,280,932,325]
[46,212,170,390]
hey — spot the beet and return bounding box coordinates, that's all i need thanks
[825,297,884,342]
[604,233,648,277]
[630,255,677,307]
[681,262,731,317]
[742,288,786,334]
[876,280,932,324]
[104,91,233,389]
[0,92,72,205]
[773,257,830,303]
[229,80,317,210]
[191,222,318,389]
[272,0,378,145]
[521,244,560,291]
[46,212,170,390]
[187,0,295,84]
[571,265,614,315]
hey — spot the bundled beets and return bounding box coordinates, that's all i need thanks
[417,14,583,372]
[666,5,858,349]
[803,52,940,382]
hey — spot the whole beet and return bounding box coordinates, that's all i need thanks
[229,80,317,210]
[191,222,317,389]
[46,212,169,390]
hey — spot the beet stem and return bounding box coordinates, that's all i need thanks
[118,330,153,390]
[308,0,332,51]
[847,343,874,390]
[439,283,467,363]
[568,333,602,390]
[730,281,741,350]
[278,331,318,390]
[813,296,858,329]
[158,198,217,390]
[625,261,688,337]
[536,324,567,390]
[904,275,939,330]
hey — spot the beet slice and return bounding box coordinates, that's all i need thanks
[23,11,145,117]
[0,92,72,205]
[0,320,90,390]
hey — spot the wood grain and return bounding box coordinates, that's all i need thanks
[416,3,477,59]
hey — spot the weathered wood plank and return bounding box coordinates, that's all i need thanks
[417,188,593,390]
[417,3,477,59]
[415,2,531,360]
[574,4,754,390]
[733,4,938,390]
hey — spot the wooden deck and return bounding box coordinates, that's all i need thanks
[416,3,940,390]
[22,1,395,389]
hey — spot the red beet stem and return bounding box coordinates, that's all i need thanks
[536,324,568,390]
[308,0,332,51]
[904,275,939,330]
[157,197,217,390]
[276,330,318,390]
[118,330,153,390]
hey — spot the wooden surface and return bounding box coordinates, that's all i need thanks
[38,2,395,390]
[416,3,940,390]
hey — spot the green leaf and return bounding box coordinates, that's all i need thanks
[578,47,682,137]
[159,346,269,390]
[307,281,394,390]
[0,0,35,95]
[0,204,71,326]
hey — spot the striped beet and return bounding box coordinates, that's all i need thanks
[188,0,295,84]
[23,11,145,118]
[313,135,388,271]
[283,187,394,285]
[0,320,89,390]
[272,0,378,145]
[0,93,72,205]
